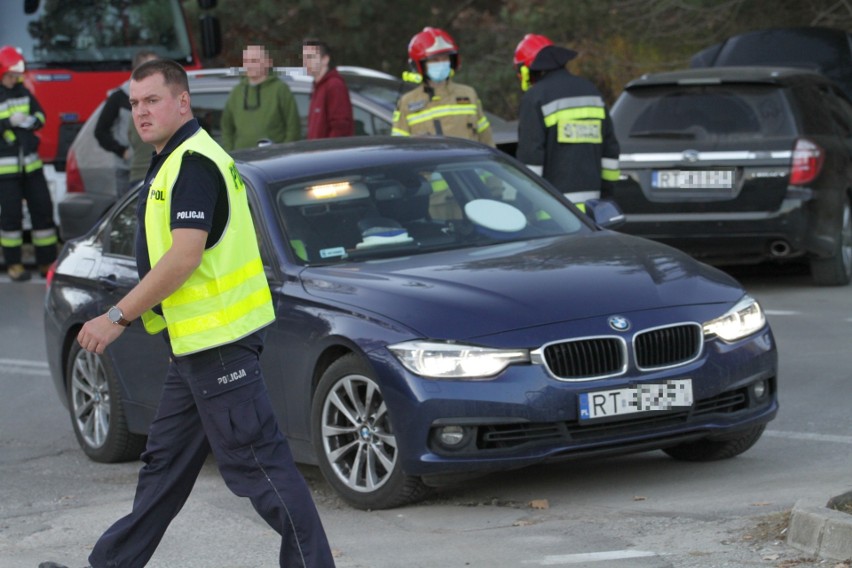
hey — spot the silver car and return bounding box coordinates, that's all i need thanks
[65,65,517,202]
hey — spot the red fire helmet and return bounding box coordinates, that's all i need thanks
[408,27,459,76]
[513,34,555,69]
[0,45,25,77]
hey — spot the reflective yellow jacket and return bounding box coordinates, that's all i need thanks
[142,128,274,356]
[392,81,494,147]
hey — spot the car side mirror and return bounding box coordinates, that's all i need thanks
[583,199,626,230]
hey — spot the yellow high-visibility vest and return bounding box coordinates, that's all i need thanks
[142,128,274,356]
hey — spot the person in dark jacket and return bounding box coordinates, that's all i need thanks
[221,44,300,150]
[302,39,354,139]
[0,45,57,281]
[513,34,620,210]
[93,49,158,192]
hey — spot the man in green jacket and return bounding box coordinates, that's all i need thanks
[221,44,300,150]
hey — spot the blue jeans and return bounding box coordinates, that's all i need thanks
[89,342,335,568]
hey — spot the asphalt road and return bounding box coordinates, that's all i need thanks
[1,263,850,568]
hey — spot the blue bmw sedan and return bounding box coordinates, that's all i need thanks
[44,136,778,509]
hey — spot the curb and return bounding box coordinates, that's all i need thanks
[787,499,852,561]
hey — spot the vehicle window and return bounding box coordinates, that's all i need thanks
[106,196,139,258]
[617,85,795,141]
[791,85,835,135]
[352,106,391,136]
[272,158,586,265]
[292,92,310,138]
[192,91,230,143]
[9,0,194,69]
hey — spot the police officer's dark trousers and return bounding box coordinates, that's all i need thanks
[88,342,335,568]
[0,169,56,266]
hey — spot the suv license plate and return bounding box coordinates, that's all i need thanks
[578,379,693,421]
[652,170,733,189]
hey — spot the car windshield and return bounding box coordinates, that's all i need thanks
[615,85,796,141]
[272,157,588,264]
[6,0,194,69]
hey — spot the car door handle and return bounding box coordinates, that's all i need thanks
[98,275,120,290]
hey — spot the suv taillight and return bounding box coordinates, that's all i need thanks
[789,138,824,185]
[65,149,84,193]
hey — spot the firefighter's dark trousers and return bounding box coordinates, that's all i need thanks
[88,342,336,568]
[0,169,57,266]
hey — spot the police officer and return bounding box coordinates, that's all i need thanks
[0,45,57,281]
[513,34,620,209]
[393,27,494,147]
[41,59,335,568]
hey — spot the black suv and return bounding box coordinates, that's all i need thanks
[607,66,852,285]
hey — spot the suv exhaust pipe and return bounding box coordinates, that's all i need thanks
[769,240,792,257]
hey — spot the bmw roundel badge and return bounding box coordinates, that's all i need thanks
[608,315,630,331]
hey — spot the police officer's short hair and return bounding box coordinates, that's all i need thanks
[132,59,189,94]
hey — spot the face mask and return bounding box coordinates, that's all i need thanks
[426,61,451,83]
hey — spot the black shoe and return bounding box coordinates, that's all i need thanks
[8,263,31,282]
[38,563,91,568]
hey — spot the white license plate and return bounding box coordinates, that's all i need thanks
[652,170,733,189]
[578,379,693,421]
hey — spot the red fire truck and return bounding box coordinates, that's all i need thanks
[3,0,221,206]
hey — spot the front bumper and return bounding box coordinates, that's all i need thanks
[373,326,778,478]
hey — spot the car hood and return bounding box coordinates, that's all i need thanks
[298,231,744,340]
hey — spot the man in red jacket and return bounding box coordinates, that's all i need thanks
[302,39,354,139]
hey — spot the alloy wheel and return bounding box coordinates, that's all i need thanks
[70,350,111,450]
[320,374,398,494]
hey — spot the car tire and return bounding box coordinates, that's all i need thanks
[66,342,146,463]
[311,353,430,509]
[663,424,766,462]
[810,196,852,286]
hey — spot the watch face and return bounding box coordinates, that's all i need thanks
[108,306,123,324]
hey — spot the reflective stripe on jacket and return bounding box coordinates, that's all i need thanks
[142,128,274,356]
[393,81,494,147]
[0,83,45,177]
[517,68,620,194]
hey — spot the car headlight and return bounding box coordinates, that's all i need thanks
[388,340,530,379]
[703,295,766,342]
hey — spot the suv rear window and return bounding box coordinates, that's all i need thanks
[614,85,796,141]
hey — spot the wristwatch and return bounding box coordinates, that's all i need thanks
[107,305,131,327]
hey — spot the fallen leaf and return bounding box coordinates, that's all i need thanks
[750,501,772,507]
[633,496,647,501]
[529,499,549,510]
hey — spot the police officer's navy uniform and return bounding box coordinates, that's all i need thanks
[517,50,620,204]
[88,119,335,568]
[393,81,494,146]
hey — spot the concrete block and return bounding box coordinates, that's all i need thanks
[787,501,827,557]
[787,499,852,561]
[820,512,852,561]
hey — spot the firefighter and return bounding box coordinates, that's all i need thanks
[513,34,620,210]
[0,45,57,281]
[393,27,494,147]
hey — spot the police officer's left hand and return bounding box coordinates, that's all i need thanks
[77,315,127,355]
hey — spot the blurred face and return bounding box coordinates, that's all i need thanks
[243,45,271,83]
[129,72,191,153]
[1,71,21,88]
[302,45,328,80]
